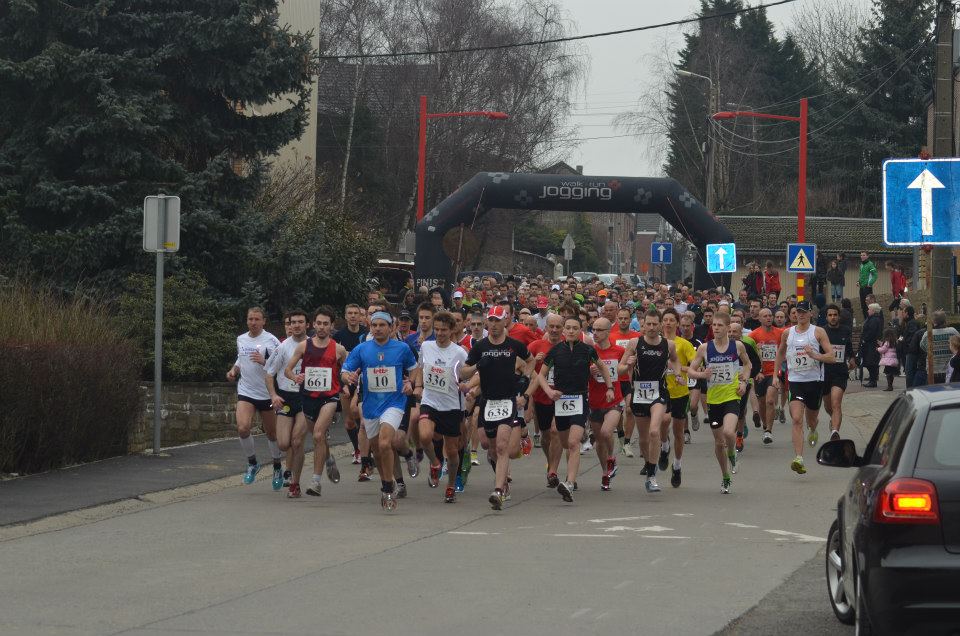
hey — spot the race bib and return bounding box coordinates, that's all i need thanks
[366,366,397,393]
[760,344,777,362]
[484,399,513,421]
[633,381,659,404]
[593,359,618,383]
[423,365,456,395]
[547,366,555,386]
[303,366,332,393]
[709,362,737,386]
[831,345,846,363]
[557,394,584,416]
[615,339,631,348]
[789,349,816,372]
[687,375,698,388]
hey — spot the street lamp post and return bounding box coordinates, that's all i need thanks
[417,95,509,222]
[712,98,808,300]
[676,70,718,212]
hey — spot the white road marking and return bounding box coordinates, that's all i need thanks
[613,580,633,590]
[725,522,759,528]
[672,513,694,517]
[552,533,620,538]
[603,525,673,533]
[588,516,651,523]
[641,535,691,539]
[570,608,591,619]
[764,529,825,542]
[449,531,501,536]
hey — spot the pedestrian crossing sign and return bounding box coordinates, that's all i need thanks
[786,243,816,273]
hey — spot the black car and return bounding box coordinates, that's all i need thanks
[818,385,960,635]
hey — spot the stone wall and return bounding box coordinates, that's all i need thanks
[131,383,251,453]
[513,250,556,277]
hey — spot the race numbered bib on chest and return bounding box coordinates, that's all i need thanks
[593,359,618,383]
[366,366,398,393]
[708,362,737,386]
[557,394,584,416]
[633,381,659,404]
[687,375,698,388]
[760,344,777,362]
[789,349,816,372]
[484,399,513,421]
[831,345,846,363]
[424,365,456,395]
[303,366,332,393]
[615,339,631,348]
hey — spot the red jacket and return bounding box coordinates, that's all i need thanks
[764,270,781,294]
[891,270,907,297]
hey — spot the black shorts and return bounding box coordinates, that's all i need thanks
[554,394,589,431]
[479,397,519,438]
[238,394,272,412]
[274,388,302,417]
[789,381,823,410]
[419,404,463,437]
[738,391,750,419]
[707,401,740,429]
[754,375,774,397]
[398,395,418,432]
[302,393,339,421]
[823,372,848,393]
[534,402,555,431]
[692,378,707,392]
[589,404,623,423]
[669,395,689,420]
[619,380,631,399]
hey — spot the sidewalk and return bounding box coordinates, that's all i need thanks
[0,426,351,527]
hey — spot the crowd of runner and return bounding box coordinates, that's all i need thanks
[223,269,911,512]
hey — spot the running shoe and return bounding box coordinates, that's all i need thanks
[489,490,504,510]
[521,436,533,456]
[657,447,670,472]
[791,455,807,475]
[808,428,819,447]
[557,480,574,502]
[455,474,464,492]
[753,412,761,428]
[381,491,397,511]
[607,458,618,480]
[272,466,284,491]
[405,454,419,478]
[639,464,648,476]
[622,441,635,458]
[287,483,301,498]
[671,467,681,488]
[396,481,407,498]
[415,448,424,464]
[440,459,448,478]
[735,433,744,453]
[282,469,292,487]
[547,472,560,489]
[470,450,480,466]
[645,477,661,493]
[729,452,738,474]
[242,463,261,485]
[503,485,512,501]
[703,415,711,426]
[762,431,773,445]
[684,429,692,444]
[428,463,441,488]
[580,439,593,455]
[533,432,541,448]
[778,408,786,424]
[358,467,371,482]
[691,414,701,432]
[601,473,611,491]
[572,481,578,491]
[306,480,322,497]
[444,487,456,503]
[325,456,340,483]
[742,425,748,439]
[830,430,841,441]
[352,450,361,465]
[616,436,625,455]
[721,476,731,494]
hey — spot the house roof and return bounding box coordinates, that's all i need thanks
[635,214,662,233]
[717,215,912,257]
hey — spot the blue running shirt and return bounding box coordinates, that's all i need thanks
[343,339,417,419]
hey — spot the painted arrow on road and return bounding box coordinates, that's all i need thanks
[908,168,945,236]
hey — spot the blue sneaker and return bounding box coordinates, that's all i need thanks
[243,463,261,485]
[271,466,283,491]
[455,474,464,493]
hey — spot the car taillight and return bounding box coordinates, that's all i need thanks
[874,478,940,524]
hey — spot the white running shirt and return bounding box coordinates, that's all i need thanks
[419,340,468,412]
[265,337,303,394]
[236,331,280,400]
[785,325,824,382]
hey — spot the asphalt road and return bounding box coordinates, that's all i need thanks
[0,388,895,636]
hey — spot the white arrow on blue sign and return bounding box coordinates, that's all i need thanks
[651,242,672,265]
[883,158,960,245]
[706,243,736,274]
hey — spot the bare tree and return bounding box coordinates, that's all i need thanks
[787,0,866,89]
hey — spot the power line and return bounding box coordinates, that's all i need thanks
[318,0,802,60]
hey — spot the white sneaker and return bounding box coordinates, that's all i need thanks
[580,440,593,455]
[622,441,635,458]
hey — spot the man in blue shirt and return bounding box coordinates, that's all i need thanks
[342,311,417,511]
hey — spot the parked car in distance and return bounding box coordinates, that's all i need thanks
[596,273,619,286]
[623,273,645,287]
[817,386,960,635]
[457,270,503,284]
[572,271,598,282]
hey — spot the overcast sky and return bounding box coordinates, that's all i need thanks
[553,0,864,178]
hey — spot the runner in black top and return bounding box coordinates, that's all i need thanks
[332,303,366,464]
[460,305,534,510]
[821,304,856,441]
[535,316,614,502]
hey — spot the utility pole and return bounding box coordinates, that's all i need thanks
[706,81,718,212]
[931,0,955,318]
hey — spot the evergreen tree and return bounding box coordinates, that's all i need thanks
[0,0,314,292]
[570,213,600,272]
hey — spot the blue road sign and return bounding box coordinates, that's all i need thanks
[786,243,816,273]
[651,241,672,265]
[883,158,960,245]
[706,243,736,274]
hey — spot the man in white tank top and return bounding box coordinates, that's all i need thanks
[772,301,836,476]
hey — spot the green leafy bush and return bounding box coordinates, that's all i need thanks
[0,281,141,473]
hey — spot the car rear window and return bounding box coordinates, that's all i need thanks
[918,408,960,469]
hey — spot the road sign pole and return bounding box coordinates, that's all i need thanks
[925,246,935,384]
[153,195,166,455]
[797,97,808,301]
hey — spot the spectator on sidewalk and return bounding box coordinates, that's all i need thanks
[813,251,829,298]
[919,310,960,384]
[859,303,883,388]
[899,305,922,387]
[826,259,844,303]
[887,261,907,311]
[763,261,781,300]
[947,335,960,384]
[878,328,899,391]
[858,252,878,318]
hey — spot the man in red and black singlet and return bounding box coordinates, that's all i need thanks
[610,306,641,456]
[587,317,628,491]
[525,313,564,482]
